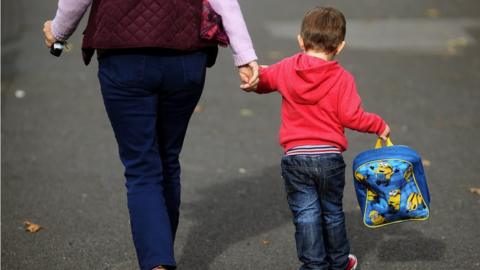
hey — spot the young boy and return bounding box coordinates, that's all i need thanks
[241,7,390,270]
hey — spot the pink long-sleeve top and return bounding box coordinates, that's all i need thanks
[51,0,257,66]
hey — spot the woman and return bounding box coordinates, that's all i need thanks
[43,1,258,269]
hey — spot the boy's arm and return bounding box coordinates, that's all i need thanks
[338,78,387,136]
[253,64,281,94]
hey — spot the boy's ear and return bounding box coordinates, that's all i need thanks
[335,41,346,55]
[297,35,305,51]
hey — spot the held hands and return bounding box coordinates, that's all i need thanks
[43,20,56,48]
[238,61,259,92]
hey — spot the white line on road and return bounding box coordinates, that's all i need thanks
[266,18,480,54]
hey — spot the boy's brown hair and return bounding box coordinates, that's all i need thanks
[300,7,346,54]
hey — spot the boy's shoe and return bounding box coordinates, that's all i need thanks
[346,254,358,270]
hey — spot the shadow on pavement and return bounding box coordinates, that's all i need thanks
[376,228,446,262]
[179,166,291,269]
[179,166,446,269]
[347,214,446,266]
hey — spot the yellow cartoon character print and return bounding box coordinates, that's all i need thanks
[388,189,401,212]
[369,210,385,225]
[407,192,424,211]
[404,166,413,182]
[355,171,367,182]
[367,189,378,202]
[375,162,394,186]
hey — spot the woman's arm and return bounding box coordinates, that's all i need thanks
[208,0,257,67]
[51,0,93,41]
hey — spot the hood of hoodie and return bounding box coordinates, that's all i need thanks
[288,53,344,105]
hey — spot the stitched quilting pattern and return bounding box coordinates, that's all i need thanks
[85,0,211,50]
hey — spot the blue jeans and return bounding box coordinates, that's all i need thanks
[97,49,207,270]
[281,154,350,270]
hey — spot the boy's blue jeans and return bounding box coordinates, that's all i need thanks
[97,49,207,270]
[281,154,350,270]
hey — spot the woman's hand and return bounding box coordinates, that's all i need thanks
[238,61,259,92]
[43,20,56,48]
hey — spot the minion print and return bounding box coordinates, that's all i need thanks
[404,166,413,182]
[375,162,394,186]
[355,158,429,227]
[388,189,401,212]
[367,189,378,202]
[369,210,385,225]
[407,192,424,211]
[355,171,367,182]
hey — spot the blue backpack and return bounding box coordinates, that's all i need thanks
[352,138,430,228]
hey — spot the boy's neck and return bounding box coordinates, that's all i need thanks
[304,50,335,61]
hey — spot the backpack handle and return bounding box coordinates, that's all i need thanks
[375,137,394,149]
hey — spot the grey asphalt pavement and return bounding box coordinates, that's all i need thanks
[2,0,480,269]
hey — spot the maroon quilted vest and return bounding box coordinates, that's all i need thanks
[82,0,217,65]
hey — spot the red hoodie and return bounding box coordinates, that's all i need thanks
[256,53,386,152]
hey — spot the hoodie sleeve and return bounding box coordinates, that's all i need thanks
[338,76,386,135]
[255,63,283,94]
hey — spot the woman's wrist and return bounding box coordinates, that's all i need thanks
[51,19,67,41]
[233,48,257,67]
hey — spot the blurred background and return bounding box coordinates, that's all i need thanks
[2,0,479,269]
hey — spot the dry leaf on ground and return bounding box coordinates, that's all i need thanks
[194,105,204,113]
[24,221,43,233]
[469,188,480,195]
[422,159,431,167]
[446,37,469,55]
[261,240,270,245]
[426,8,440,18]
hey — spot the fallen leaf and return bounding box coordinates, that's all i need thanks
[425,8,440,18]
[194,105,204,113]
[24,221,43,233]
[240,108,254,117]
[261,240,270,245]
[446,37,469,55]
[470,188,480,195]
[422,159,431,167]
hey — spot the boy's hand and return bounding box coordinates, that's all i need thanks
[379,125,391,140]
[238,61,259,92]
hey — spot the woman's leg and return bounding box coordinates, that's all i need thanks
[154,51,207,239]
[98,53,176,270]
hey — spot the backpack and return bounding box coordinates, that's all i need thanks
[352,138,430,228]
